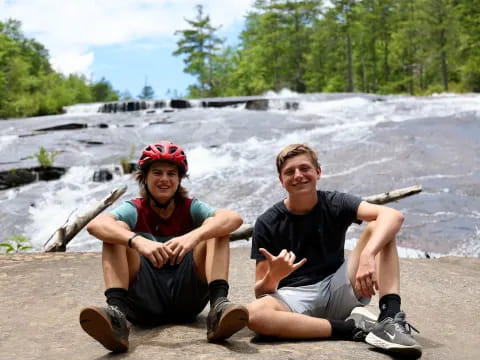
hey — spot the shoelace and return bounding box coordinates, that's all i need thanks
[108,306,127,325]
[394,315,420,334]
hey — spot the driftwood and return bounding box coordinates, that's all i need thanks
[44,184,422,251]
[229,184,423,241]
[44,186,127,252]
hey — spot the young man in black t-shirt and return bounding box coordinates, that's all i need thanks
[247,144,421,358]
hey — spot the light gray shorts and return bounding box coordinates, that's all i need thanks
[269,260,370,320]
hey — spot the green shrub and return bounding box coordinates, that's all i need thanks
[29,146,61,167]
[120,145,136,174]
[0,234,32,254]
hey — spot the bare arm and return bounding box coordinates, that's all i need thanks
[357,201,404,258]
[86,213,135,247]
[86,213,172,268]
[354,201,404,297]
[165,209,243,264]
[190,208,243,242]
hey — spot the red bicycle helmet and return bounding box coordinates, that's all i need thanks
[138,141,188,172]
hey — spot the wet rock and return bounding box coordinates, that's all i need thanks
[35,123,87,132]
[154,101,166,108]
[78,140,104,146]
[170,99,191,109]
[0,166,67,189]
[34,167,67,181]
[92,169,113,182]
[246,99,269,111]
[121,162,138,174]
[285,101,299,110]
[202,100,246,108]
[0,169,37,189]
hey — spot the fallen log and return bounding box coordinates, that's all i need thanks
[229,184,423,241]
[362,184,422,204]
[44,186,127,252]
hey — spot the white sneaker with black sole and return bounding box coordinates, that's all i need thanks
[366,311,422,358]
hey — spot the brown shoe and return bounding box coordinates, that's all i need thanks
[206,298,249,342]
[79,306,129,352]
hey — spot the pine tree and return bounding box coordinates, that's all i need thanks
[173,4,224,97]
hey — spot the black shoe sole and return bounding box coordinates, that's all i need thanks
[207,305,249,342]
[79,306,129,353]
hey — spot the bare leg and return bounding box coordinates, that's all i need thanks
[247,296,332,338]
[193,218,230,283]
[102,221,141,289]
[348,221,400,298]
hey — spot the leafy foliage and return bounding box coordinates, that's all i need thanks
[173,4,225,97]
[138,84,155,99]
[176,0,479,97]
[28,146,61,167]
[120,145,136,174]
[0,234,32,254]
[0,19,119,119]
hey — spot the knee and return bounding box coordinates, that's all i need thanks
[247,301,275,335]
[206,234,230,247]
[102,242,129,268]
[102,242,124,255]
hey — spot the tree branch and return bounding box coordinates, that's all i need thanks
[44,186,127,252]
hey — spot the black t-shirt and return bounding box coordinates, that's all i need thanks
[251,190,362,288]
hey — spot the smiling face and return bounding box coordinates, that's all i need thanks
[145,161,180,203]
[279,153,321,196]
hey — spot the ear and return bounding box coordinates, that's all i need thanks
[316,166,321,180]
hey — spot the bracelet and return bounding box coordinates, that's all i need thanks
[127,233,139,248]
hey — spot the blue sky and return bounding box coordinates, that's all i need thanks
[0,0,254,98]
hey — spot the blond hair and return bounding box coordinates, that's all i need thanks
[276,144,320,174]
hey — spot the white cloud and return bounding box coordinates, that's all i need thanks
[0,0,254,76]
[51,51,94,75]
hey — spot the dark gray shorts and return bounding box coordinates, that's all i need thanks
[125,251,209,325]
[269,260,370,320]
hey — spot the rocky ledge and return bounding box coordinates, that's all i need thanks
[0,248,478,360]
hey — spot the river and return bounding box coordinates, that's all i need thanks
[1,91,479,257]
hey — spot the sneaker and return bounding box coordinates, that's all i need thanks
[366,312,422,357]
[206,298,249,342]
[346,307,378,341]
[79,305,129,352]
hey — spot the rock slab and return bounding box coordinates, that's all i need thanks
[0,248,478,360]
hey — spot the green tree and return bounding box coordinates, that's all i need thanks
[304,5,346,92]
[91,77,119,102]
[455,0,480,91]
[138,82,155,99]
[232,0,322,95]
[173,4,224,97]
[0,19,119,119]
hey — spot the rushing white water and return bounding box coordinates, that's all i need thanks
[1,92,479,257]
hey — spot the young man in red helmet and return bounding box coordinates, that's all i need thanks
[80,141,249,352]
[247,144,421,358]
